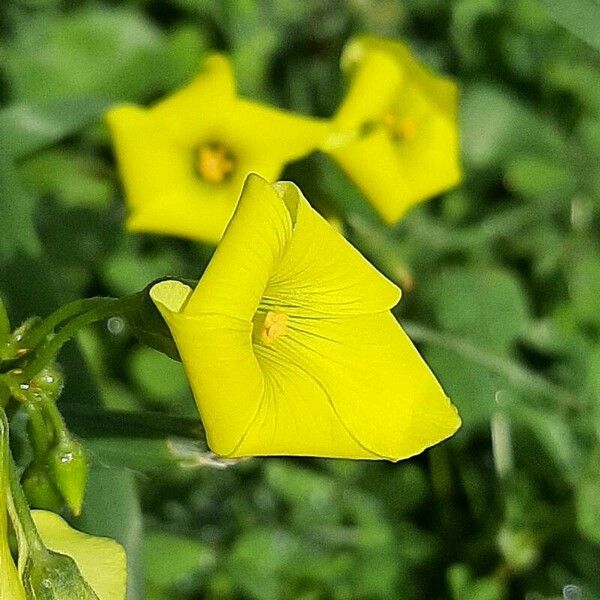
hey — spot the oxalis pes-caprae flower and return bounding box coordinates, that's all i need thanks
[151,174,461,460]
[106,53,330,244]
[107,37,461,244]
[323,36,461,223]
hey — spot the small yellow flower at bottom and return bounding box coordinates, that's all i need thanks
[324,36,462,224]
[106,54,330,244]
[151,173,461,460]
[0,505,25,600]
[31,510,127,600]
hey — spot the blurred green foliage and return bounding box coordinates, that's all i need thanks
[1,0,600,598]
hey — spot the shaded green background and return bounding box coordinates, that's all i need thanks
[1,0,600,598]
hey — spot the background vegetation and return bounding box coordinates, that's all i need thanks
[1,0,600,598]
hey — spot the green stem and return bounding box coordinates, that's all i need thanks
[401,320,580,408]
[40,394,70,445]
[24,401,51,458]
[19,297,128,382]
[61,405,204,441]
[1,412,46,557]
[18,297,112,353]
[7,453,46,555]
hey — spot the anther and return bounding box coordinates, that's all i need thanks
[260,311,288,345]
[195,143,235,184]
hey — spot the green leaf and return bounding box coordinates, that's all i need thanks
[423,346,501,427]
[129,346,190,407]
[265,461,339,524]
[507,402,584,481]
[537,0,600,51]
[19,149,113,209]
[0,149,40,260]
[447,564,505,600]
[144,531,215,594]
[75,468,143,600]
[576,448,600,545]
[102,243,187,297]
[0,97,111,161]
[461,84,565,170]
[569,254,600,326]
[3,7,167,103]
[227,528,302,600]
[427,266,529,353]
[505,154,578,202]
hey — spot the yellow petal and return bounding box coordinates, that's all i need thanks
[329,49,403,136]
[244,311,460,459]
[151,175,460,460]
[154,54,236,133]
[327,36,461,223]
[0,522,24,600]
[106,55,330,244]
[31,510,127,600]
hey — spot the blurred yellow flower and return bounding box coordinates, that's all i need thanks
[32,510,127,600]
[151,174,460,461]
[106,54,330,244]
[325,36,461,223]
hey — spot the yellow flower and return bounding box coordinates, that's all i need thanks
[106,54,330,244]
[31,510,127,600]
[325,36,461,223]
[150,174,460,460]
[0,487,25,599]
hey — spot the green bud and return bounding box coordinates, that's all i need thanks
[22,463,64,513]
[47,438,88,517]
[31,365,65,400]
[1,316,41,361]
[22,550,100,600]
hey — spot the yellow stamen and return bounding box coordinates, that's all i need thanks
[383,113,416,141]
[195,143,235,184]
[398,118,416,140]
[260,311,288,345]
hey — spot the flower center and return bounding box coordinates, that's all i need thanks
[383,113,416,141]
[260,311,288,345]
[195,142,236,184]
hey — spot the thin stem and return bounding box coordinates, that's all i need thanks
[401,320,580,408]
[19,297,128,382]
[1,411,46,556]
[18,297,113,353]
[7,453,46,555]
[40,393,70,445]
[24,401,51,458]
[60,405,204,441]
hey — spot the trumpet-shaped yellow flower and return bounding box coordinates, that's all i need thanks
[151,174,460,460]
[325,36,461,223]
[106,54,330,244]
[32,510,127,600]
